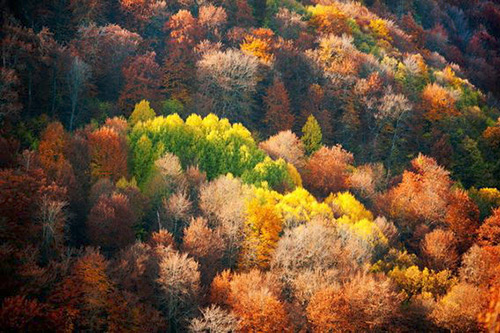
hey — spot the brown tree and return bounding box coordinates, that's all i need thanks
[420,229,459,271]
[477,208,500,247]
[88,127,128,181]
[182,217,225,284]
[445,189,481,252]
[303,145,354,198]
[156,248,200,327]
[380,154,452,231]
[259,130,305,168]
[86,193,136,252]
[118,52,162,114]
[431,283,488,332]
[263,77,294,134]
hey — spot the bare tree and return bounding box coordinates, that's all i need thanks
[67,56,90,131]
[196,49,259,123]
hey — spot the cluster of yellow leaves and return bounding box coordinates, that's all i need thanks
[309,35,360,76]
[239,187,283,270]
[129,100,156,126]
[326,192,387,246]
[389,265,457,300]
[477,188,500,206]
[276,187,333,229]
[369,19,391,40]
[240,28,274,64]
[434,66,468,89]
[307,4,351,35]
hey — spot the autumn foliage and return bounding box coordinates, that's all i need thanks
[2,0,500,331]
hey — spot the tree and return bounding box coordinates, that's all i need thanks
[259,130,305,168]
[119,0,167,29]
[239,191,283,270]
[199,174,248,266]
[162,190,192,238]
[119,52,162,114]
[380,154,452,231]
[86,193,136,252]
[149,229,176,249]
[66,56,91,131]
[307,274,401,331]
[163,43,196,103]
[388,265,456,300]
[479,286,500,332]
[307,4,351,35]
[271,220,368,281]
[303,145,353,198]
[348,163,385,199]
[431,283,487,332]
[71,24,142,100]
[38,122,76,192]
[198,5,228,41]
[189,305,239,332]
[272,8,307,40]
[109,242,158,304]
[0,296,59,331]
[182,217,225,285]
[196,49,259,124]
[88,126,128,181]
[241,157,295,192]
[129,100,156,126]
[167,10,199,46]
[275,187,332,229]
[460,245,500,287]
[217,269,289,332]
[421,83,459,121]
[420,229,459,271]
[49,248,114,331]
[240,28,275,64]
[69,0,107,25]
[0,168,58,247]
[445,189,480,252]
[263,77,294,133]
[300,84,333,140]
[156,248,200,327]
[477,208,500,246]
[0,67,22,122]
[37,195,67,260]
[306,286,353,331]
[301,115,322,156]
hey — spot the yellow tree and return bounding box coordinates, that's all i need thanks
[239,188,283,270]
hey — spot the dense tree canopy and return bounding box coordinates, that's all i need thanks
[1,0,500,331]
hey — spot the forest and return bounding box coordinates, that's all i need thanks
[0,0,499,331]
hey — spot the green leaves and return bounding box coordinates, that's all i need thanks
[301,115,322,156]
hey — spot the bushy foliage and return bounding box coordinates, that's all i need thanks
[303,145,354,198]
[3,0,500,331]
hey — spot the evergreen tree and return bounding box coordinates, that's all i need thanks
[301,115,322,155]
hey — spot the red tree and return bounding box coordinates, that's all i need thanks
[118,52,162,114]
[86,193,136,252]
[445,189,481,252]
[88,127,128,181]
[263,77,294,134]
[303,145,354,198]
[477,208,500,247]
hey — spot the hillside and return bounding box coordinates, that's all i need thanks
[0,0,499,331]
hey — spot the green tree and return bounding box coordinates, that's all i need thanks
[301,115,322,155]
[129,100,156,126]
